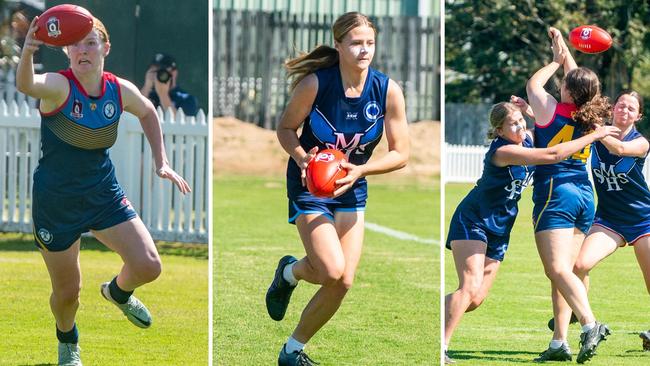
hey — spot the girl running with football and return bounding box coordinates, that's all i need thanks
[17,15,190,365]
[527,27,612,363]
[264,12,410,366]
[444,97,618,364]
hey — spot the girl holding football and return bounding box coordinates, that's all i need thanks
[264,12,410,366]
[17,14,189,365]
[527,27,612,363]
[444,97,617,364]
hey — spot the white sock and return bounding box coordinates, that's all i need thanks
[444,344,448,352]
[285,336,305,354]
[582,322,596,333]
[549,339,565,349]
[283,262,298,286]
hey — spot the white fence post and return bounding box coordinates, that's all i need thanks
[1,103,209,243]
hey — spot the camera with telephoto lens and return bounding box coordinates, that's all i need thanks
[156,68,172,83]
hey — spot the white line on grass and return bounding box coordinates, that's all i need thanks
[365,221,439,245]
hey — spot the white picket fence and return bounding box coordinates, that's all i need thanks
[445,143,650,185]
[445,144,489,183]
[0,101,209,243]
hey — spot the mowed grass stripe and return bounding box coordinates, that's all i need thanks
[215,175,439,365]
[445,183,650,366]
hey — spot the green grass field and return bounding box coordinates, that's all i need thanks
[445,183,650,365]
[0,234,208,365]
[215,175,439,365]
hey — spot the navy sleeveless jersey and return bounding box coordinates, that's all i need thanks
[591,128,650,225]
[34,69,123,196]
[287,64,389,197]
[534,103,589,180]
[456,135,535,235]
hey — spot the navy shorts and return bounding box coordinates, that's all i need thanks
[592,216,650,246]
[533,177,595,234]
[445,211,510,262]
[32,184,137,252]
[288,194,366,223]
[287,175,367,224]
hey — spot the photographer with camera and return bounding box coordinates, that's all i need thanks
[141,53,198,116]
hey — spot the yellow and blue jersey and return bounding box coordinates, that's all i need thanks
[531,103,595,233]
[533,103,590,180]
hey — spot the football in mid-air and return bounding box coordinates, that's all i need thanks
[306,149,348,198]
[34,4,93,47]
[569,25,612,54]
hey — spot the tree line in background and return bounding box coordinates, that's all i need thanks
[445,0,649,131]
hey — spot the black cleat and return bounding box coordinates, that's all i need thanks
[547,313,579,331]
[533,344,572,362]
[640,330,650,351]
[577,322,611,363]
[278,344,319,366]
[266,255,298,321]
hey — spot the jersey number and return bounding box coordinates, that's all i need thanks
[547,125,589,161]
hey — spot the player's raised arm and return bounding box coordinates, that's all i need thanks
[16,16,68,103]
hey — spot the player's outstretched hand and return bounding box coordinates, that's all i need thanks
[549,27,566,65]
[592,125,620,140]
[332,161,363,197]
[300,146,318,187]
[156,164,192,194]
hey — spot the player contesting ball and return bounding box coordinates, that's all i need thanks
[17,5,190,365]
[265,12,410,366]
[527,27,612,363]
[444,97,618,365]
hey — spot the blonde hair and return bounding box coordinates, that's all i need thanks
[487,102,519,139]
[285,12,376,90]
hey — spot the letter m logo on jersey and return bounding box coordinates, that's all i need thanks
[326,132,364,153]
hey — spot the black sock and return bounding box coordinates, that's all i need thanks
[56,323,79,344]
[109,276,133,304]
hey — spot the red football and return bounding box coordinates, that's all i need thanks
[34,4,93,47]
[569,25,612,54]
[306,149,348,198]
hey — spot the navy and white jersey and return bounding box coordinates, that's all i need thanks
[455,135,535,235]
[287,64,389,200]
[34,69,123,196]
[591,128,650,225]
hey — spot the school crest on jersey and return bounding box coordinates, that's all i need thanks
[70,99,83,119]
[592,162,630,191]
[504,167,533,200]
[310,107,382,159]
[103,101,116,119]
[363,101,381,122]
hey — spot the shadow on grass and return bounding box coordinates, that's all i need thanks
[0,233,207,259]
[19,363,56,366]
[449,349,540,363]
